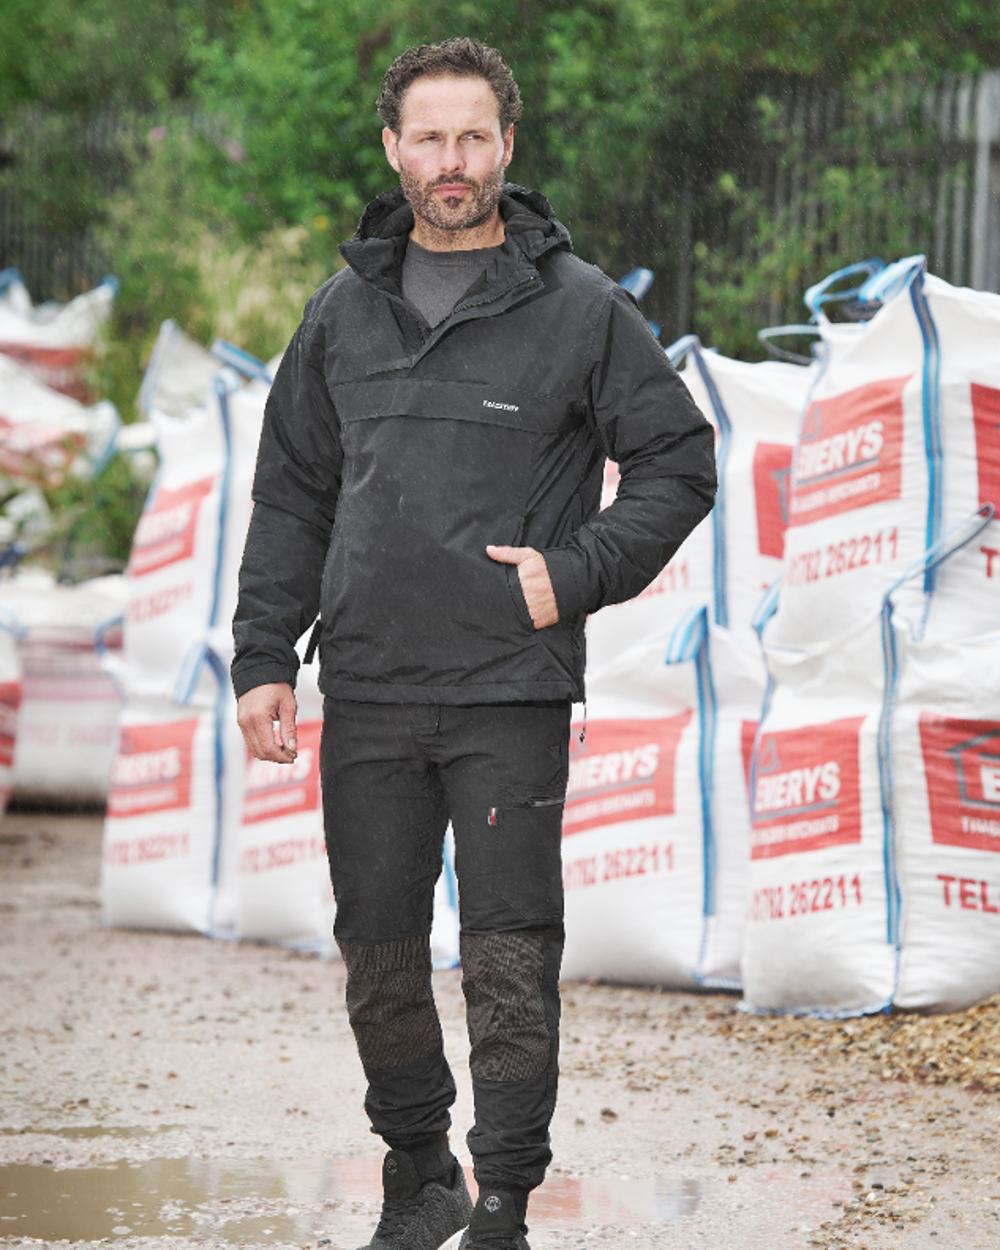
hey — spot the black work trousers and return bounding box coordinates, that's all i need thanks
[319,698,571,1199]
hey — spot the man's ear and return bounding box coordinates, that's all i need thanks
[502,124,515,169]
[382,126,401,173]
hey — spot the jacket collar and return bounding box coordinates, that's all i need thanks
[339,182,572,295]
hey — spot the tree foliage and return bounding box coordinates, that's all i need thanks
[5,0,1000,569]
[3,0,997,352]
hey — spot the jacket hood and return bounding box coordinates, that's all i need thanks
[340,182,572,287]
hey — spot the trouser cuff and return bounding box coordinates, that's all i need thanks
[404,1131,454,1183]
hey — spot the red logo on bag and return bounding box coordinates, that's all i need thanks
[920,714,1000,852]
[789,376,909,525]
[128,476,216,577]
[0,681,21,768]
[750,716,865,859]
[753,443,793,558]
[564,711,693,836]
[972,382,1000,511]
[242,720,322,824]
[107,719,198,817]
[0,343,90,401]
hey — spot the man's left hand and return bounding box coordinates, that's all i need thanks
[486,544,559,629]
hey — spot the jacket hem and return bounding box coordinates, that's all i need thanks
[319,675,580,705]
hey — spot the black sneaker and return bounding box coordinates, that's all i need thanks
[456,1189,531,1249]
[354,1148,473,1250]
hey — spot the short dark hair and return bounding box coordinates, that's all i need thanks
[377,37,523,134]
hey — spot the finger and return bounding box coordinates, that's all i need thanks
[277,689,298,754]
[246,713,290,763]
[486,544,527,564]
[269,727,296,763]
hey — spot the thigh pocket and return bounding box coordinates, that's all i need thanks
[485,792,565,924]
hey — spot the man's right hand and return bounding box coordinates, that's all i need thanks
[236,682,298,764]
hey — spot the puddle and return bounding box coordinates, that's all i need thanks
[0,1124,181,1139]
[0,1155,700,1243]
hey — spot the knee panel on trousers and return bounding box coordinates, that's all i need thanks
[460,931,550,1083]
[337,934,443,1071]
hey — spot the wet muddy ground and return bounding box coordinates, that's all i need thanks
[2,810,998,1250]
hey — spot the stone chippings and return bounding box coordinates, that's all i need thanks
[709,995,1000,1092]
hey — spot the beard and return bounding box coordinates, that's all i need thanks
[399,161,505,234]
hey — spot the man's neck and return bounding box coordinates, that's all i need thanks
[409,211,506,253]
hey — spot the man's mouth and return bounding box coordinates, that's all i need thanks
[433,183,473,195]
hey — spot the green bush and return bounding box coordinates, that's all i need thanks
[693,55,954,357]
[7,0,1000,571]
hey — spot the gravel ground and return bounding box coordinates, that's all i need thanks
[2,810,999,1250]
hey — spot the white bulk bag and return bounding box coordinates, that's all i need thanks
[0,571,126,805]
[101,692,224,933]
[880,512,1000,1011]
[0,270,116,401]
[893,627,1000,1011]
[563,609,753,988]
[0,355,119,485]
[562,634,701,986]
[224,629,329,952]
[122,376,231,705]
[773,256,1000,647]
[911,272,1000,642]
[742,612,897,1016]
[232,715,333,949]
[745,509,998,1015]
[586,340,809,666]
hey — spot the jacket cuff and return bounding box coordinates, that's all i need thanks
[540,545,593,622]
[231,661,298,700]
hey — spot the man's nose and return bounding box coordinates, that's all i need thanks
[439,138,465,173]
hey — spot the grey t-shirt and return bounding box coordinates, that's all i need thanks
[401,238,505,328]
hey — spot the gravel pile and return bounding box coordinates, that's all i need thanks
[705,997,1000,1091]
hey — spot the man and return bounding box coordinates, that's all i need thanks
[233,37,716,1250]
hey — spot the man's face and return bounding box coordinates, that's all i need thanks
[383,74,514,234]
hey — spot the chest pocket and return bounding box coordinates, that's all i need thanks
[330,379,581,435]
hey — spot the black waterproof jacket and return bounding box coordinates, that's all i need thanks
[231,184,716,705]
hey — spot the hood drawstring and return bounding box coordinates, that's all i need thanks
[578,698,587,744]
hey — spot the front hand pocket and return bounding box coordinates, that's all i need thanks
[505,562,535,631]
